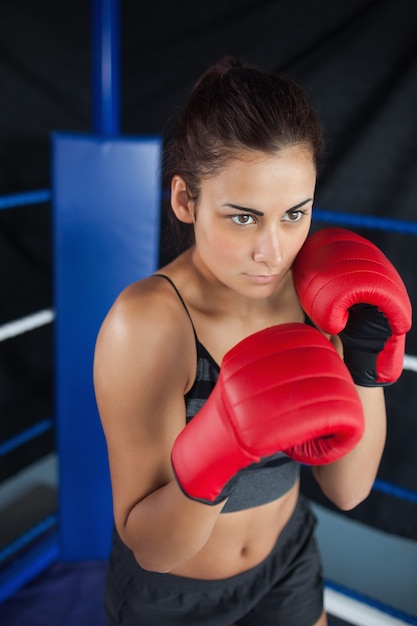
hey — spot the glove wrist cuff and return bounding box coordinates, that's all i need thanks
[343,346,390,387]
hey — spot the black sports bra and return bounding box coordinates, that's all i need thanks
[154,274,300,512]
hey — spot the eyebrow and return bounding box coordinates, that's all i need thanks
[222,198,313,216]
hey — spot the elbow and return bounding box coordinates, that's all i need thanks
[313,466,375,511]
[332,497,363,512]
[133,549,175,574]
[120,520,180,574]
[129,536,185,573]
[119,528,177,574]
[131,539,193,574]
[329,485,373,512]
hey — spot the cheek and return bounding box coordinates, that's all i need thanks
[287,221,311,259]
[214,234,249,268]
[197,220,246,262]
[291,231,309,257]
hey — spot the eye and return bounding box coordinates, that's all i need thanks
[282,209,306,223]
[230,214,256,225]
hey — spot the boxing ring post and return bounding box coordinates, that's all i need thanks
[92,0,120,136]
[52,0,162,559]
[52,133,161,559]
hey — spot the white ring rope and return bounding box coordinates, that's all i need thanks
[0,310,416,376]
[403,353,417,373]
[0,309,55,341]
[324,587,411,626]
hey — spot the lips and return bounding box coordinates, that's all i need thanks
[247,274,279,284]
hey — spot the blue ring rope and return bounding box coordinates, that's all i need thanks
[0,533,60,604]
[313,208,417,235]
[373,479,417,505]
[0,418,53,456]
[0,514,58,564]
[0,189,51,210]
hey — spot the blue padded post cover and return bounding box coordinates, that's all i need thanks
[52,133,161,559]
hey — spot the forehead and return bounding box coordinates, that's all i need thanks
[201,147,317,197]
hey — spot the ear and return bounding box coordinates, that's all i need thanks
[170,175,195,224]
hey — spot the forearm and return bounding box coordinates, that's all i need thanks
[313,385,386,510]
[122,479,225,573]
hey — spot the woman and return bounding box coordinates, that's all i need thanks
[94,57,391,625]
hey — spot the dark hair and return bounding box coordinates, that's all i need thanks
[162,56,324,255]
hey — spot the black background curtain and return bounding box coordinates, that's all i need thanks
[1,0,416,539]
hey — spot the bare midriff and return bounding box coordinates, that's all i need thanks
[170,481,299,580]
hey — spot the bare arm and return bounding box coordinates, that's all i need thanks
[124,480,225,572]
[93,280,225,573]
[312,336,387,510]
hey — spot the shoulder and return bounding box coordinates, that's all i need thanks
[97,274,189,347]
[94,274,197,397]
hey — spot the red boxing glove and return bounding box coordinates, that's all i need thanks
[171,323,364,505]
[292,227,412,386]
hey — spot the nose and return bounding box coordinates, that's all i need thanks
[253,227,282,267]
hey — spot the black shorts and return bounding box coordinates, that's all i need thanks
[104,495,324,626]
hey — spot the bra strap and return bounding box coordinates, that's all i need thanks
[153,274,198,339]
